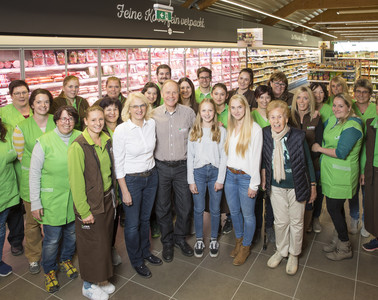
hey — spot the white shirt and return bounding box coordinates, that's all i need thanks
[227,122,263,190]
[113,119,156,178]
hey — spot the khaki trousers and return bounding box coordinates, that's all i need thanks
[23,200,43,262]
[270,186,305,257]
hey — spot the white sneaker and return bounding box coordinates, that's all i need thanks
[111,247,122,266]
[194,239,205,258]
[349,219,359,235]
[286,254,298,275]
[100,282,115,294]
[267,251,283,269]
[209,239,219,258]
[312,218,322,233]
[82,283,109,300]
[361,224,370,238]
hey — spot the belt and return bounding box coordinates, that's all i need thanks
[227,166,247,175]
[127,167,155,177]
[156,159,186,167]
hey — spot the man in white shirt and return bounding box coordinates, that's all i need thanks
[152,80,196,262]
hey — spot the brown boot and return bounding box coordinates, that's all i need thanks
[230,237,243,258]
[323,230,338,253]
[302,210,313,250]
[325,240,353,261]
[233,245,250,266]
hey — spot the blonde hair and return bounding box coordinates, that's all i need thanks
[121,92,152,122]
[84,105,103,118]
[267,100,290,119]
[190,98,221,143]
[224,94,253,158]
[333,93,355,124]
[291,86,316,127]
[330,76,348,97]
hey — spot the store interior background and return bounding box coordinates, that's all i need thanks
[0,0,377,299]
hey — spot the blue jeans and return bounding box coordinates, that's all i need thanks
[193,164,222,239]
[224,169,256,246]
[42,221,76,274]
[349,184,365,221]
[123,168,158,267]
[0,208,10,262]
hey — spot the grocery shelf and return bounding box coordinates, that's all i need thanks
[308,68,355,72]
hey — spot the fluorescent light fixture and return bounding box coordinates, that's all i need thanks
[219,0,338,38]
[311,20,378,25]
[340,35,378,38]
[327,26,378,29]
[332,30,378,33]
[337,9,378,15]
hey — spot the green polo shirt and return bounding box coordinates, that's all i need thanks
[195,87,212,104]
[217,104,229,128]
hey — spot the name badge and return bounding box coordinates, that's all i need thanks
[307,126,315,130]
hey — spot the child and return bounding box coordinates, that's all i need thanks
[187,98,227,258]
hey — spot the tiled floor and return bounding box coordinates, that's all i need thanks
[1,202,378,300]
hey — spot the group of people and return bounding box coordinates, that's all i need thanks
[0,63,377,300]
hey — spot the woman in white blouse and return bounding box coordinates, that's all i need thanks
[224,94,263,266]
[113,92,161,278]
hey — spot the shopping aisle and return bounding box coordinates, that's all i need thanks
[0,199,377,300]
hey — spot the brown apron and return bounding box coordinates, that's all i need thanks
[364,167,378,237]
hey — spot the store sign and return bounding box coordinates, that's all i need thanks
[237,28,263,47]
[0,0,321,47]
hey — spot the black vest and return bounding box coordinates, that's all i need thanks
[262,126,311,202]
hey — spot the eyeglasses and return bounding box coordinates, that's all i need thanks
[13,91,29,97]
[273,81,286,88]
[199,76,211,80]
[130,104,147,109]
[59,117,75,123]
[355,90,370,95]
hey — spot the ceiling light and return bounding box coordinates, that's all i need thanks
[311,20,378,25]
[326,26,378,29]
[219,0,338,38]
[340,35,378,37]
[337,9,378,15]
[332,30,378,33]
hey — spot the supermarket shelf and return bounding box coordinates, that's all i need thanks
[308,68,355,72]
[308,79,355,84]
[0,68,21,74]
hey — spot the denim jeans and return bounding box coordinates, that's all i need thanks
[42,221,76,274]
[224,169,256,246]
[123,168,158,267]
[193,164,222,239]
[349,184,365,221]
[0,208,10,262]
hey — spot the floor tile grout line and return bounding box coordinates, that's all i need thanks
[108,277,131,299]
[305,265,358,282]
[353,232,362,300]
[292,229,317,300]
[0,272,24,292]
[169,253,209,300]
[127,278,173,299]
[241,280,294,299]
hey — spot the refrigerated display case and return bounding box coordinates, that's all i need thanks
[0,49,21,106]
[128,48,149,93]
[169,48,185,82]
[185,48,200,87]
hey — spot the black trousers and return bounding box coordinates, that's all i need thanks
[7,200,25,247]
[155,160,192,245]
[326,197,349,242]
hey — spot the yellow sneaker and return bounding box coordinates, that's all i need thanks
[44,270,60,293]
[59,259,78,279]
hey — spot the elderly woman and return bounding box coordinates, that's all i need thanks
[228,68,256,109]
[268,72,293,106]
[29,106,81,293]
[224,94,263,266]
[0,118,19,276]
[312,93,363,261]
[113,92,160,278]
[262,100,316,275]
[361,101,378,251]
[50,75,89,130]
[178,77,199,114]
[68,106,117,300]
[290,87,323,246]
[13,89,56,275]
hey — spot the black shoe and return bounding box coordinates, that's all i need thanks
[253,229,261,244]
[174,240,194,257]
[134,263,152,278]
[162,245,174,263]
[144,254,163,266]
[222,217,233,234]
[11,245,24,256]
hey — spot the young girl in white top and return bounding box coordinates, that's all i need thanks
[224,94,263,266]
[187,98,227,258]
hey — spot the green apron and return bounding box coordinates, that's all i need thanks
[18,115,56,202]
[321,115,363,199]
[0,125,19,212]
[37,129,81,226]
[251,109,270,129]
